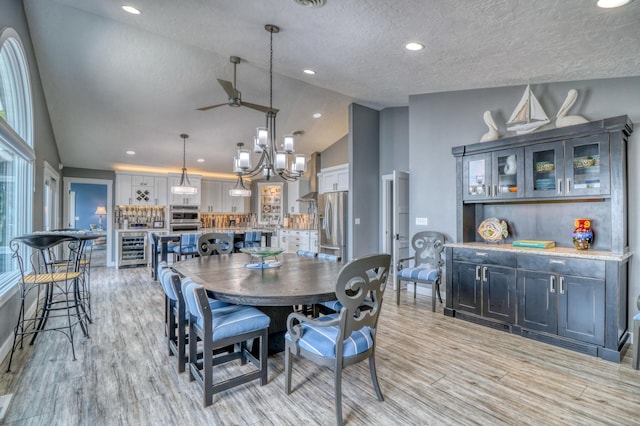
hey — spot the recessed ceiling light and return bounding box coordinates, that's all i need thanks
[122,5,141,15]
[313,113,322,119]
[405,42,424,51]
[126,150,136,155]
[597,0,632,7]
[197,158,205,163]
[303,69,316,75]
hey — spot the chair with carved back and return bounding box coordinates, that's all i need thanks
[396,231,445,312]
[284,253,391,425]
[198,232,234,256]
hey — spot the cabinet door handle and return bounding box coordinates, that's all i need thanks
[475,265,481,281]
[493,184,497,198]
[550,275,556,293]
[482,266,488,282]
[557,179,563,195]
[566,178,571,194]
[559,276,565,294]
[475,252,488,257]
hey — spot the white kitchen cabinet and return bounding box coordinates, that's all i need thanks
[201,179,222,213]
[318,163,349,193]
[258,182,283,225]
[278,229,316,253]
[168,174,201,206]
[221,181,249,213]
[309,230,318,253]
[287,178,310,214]
[116,173,168,206]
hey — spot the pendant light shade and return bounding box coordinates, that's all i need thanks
[171,133,198,195]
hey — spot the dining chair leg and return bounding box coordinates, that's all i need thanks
[334,365,343,426]
[396,277,401,305]
[369,351,384,401]
[284,344,293,394]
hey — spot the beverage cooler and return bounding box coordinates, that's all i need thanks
[117,231,148,268]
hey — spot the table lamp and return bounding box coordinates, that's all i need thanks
[95,206,107,229]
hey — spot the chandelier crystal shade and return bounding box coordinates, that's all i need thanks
[229,24,306,197]
[171,133,198,195]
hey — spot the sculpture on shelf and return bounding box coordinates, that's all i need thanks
[503,154,517,175]
[556,89,588,128]
[480,110,500,142]
[506,85,550,135]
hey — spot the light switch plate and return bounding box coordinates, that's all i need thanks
[416,217,428,226]
[355,218,360,225]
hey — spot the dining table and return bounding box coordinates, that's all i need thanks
[171,252,344,352]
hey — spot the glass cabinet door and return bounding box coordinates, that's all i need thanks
[492,148,523,199]
[565,135,610,196]
[462,154,491,201]
[525,141,564,198]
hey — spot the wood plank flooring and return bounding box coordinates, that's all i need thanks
[1,265,639,425]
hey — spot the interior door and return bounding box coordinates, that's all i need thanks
[68,191,77,228]
[392,170,409,285]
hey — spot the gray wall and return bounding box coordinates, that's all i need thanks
[1,0,61,362]
[321,134,348,169]
[379,106,409,175]
[349,103,380,260]
[408,76,640,330]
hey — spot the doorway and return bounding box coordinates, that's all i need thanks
[381,171,410,287]
[63,177,113,267]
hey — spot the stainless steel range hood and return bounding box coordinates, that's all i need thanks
[297,152,320,202]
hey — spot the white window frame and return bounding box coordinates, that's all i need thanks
[0,26,35,300]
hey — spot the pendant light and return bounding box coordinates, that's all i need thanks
[171,133,198,195]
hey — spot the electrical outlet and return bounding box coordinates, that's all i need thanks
[416,217,428,226]
[354,218,360,225]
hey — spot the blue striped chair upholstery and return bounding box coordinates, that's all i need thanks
[234,231,262,250]
[173,232,201,260]
[317,253,341,262]
[285,254,392,425]
[296,250,317,257]
[633,295,640,370]
[183,281,270,407]
[396,231,445,312]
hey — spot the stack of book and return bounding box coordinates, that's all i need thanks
[512,240,555,249]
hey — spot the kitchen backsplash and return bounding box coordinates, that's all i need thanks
[115,205,165,227]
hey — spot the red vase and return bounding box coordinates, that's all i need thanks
[572,218,594,250]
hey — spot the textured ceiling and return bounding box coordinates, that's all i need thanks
[21,0,640,176]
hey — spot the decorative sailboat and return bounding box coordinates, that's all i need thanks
[506,85,550,135]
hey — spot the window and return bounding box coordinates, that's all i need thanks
[0,27,34,296]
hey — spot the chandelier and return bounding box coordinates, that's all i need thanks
[230,24,307,197]
[171,133,198,195]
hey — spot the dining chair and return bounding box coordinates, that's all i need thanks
[396,231,445,312]
[173,232,201,260]
[198,232,234,256]
[6,234,89,372]
[182,280,270,406]
[284,253,391,425]
[234,231,262,250]
[633,294,640,370]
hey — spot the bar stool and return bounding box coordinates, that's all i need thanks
[7,234,89,372]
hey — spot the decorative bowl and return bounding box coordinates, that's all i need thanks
[240,247,286,269]
[477,218,509,243]
[508,187,518,192]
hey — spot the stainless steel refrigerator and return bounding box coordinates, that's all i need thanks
[318,191,347,261]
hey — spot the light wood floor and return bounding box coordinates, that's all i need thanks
[1,266,639,425]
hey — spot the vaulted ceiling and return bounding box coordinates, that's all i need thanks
[22,0,640,176]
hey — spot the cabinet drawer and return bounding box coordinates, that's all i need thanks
[517,255,605,279]
[452,248,516,267]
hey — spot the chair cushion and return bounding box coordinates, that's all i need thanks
[173,245,199,255]
[285,313,373,359]
[398,267,438,282]
[159,268,177,301]
[296,250,316,257]
[318,300,343,311]
[208,305,270,340]
[317,253,340,262]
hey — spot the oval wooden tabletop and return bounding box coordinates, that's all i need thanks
[171,253,343,306]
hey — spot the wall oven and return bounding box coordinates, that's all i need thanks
[170,205,201,232]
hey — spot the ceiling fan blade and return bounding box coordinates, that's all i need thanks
[217,79,237,98]
[197,103,227,111]
[241,101,279,114]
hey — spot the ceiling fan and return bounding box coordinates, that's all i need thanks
[197,56,278,114]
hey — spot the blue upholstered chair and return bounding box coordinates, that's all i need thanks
[173,232,201,260]
[296,250,317,258]
[317,252,341,262]
[396,231,445,312]
[234,231,262,250]
[198,232,233,256]
[315,252,346,313]
[182,281,270,406]
[633,295,640,370]
[285,253,392,425]
[159,265,229,373]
